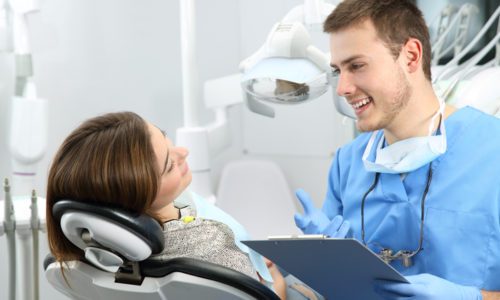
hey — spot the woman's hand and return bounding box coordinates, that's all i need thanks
[259,257,287,300]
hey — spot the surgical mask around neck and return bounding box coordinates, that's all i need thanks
[362,101,447,174]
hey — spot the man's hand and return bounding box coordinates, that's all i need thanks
[294,189,350,238]
[374,273,482,300]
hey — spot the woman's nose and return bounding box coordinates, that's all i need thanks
[175,147,189,161]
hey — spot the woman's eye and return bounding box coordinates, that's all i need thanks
[331,68,340,76]
[167,161,176,173]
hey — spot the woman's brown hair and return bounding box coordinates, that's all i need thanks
[46,112,160,262]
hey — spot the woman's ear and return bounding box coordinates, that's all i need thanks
[402,38,423,74]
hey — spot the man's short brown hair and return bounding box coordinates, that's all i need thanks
[324,0,432,81]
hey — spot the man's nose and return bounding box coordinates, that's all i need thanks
[336,73,356,97]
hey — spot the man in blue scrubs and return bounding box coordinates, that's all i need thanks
[294,0,500,299]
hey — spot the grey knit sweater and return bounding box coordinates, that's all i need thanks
[150,205,258,280]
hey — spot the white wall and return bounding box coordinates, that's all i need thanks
[0,0,349,299]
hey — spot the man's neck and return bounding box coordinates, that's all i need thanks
[383,85,442,145]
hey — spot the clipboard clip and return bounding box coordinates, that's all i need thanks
[267,234,328,240]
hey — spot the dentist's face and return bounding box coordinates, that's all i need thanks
[148,123,191,211]
[329,19,412,132]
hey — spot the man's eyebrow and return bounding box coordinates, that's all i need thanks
[330,55,365,69]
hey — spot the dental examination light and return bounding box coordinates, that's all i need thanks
[0,0,47,299]
[240,22,331,117]
[239,0,357,119]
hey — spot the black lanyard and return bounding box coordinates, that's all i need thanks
[360,163,434,266]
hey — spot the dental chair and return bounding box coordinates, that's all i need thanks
[44,200,280,300]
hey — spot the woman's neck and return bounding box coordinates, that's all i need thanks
[154,203,180,223]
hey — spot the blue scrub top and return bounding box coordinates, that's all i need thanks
[323,107,500,290]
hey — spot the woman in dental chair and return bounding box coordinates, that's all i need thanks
[45,111,321,300]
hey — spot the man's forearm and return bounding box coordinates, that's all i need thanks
[482,290,500,300]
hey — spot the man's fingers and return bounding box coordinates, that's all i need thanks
[294,213,309,231]
[324,215,343,237]
[373,280,415,297]
[295,189,315,215]
[336,220,350,238]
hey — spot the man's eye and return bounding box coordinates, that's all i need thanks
[351,63,364,71]
[331,68,340,76]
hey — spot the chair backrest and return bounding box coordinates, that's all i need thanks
[216,159,300,239]
[45,200,280,300]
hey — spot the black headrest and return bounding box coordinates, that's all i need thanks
[43,254,56,271]
[53,199,164,254]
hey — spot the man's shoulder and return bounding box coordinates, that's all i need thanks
[456,106,500,123]
[444,107,500,163]
[451,106,500,137]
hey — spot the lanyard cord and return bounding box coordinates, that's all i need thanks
[361,172,380,245]
[361,163,434,257]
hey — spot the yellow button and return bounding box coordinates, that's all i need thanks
[182,216,195,224]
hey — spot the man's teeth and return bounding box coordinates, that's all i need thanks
[352,98,371,109]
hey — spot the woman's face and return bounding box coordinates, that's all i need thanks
[148,122,192,212]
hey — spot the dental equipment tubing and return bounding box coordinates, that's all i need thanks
[30,190,39,300]
[3,179,17,300]
[431,3,477,66]
[1,182,43,300]
[435,5,500,82]
[436,8,500,102]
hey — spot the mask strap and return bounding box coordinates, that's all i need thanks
[427,98,446,135]
[362,131,380,162]
[429,98,448,153]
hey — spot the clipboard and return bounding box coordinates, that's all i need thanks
[243,237,408,300]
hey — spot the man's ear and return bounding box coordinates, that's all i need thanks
[401,38,423,74]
